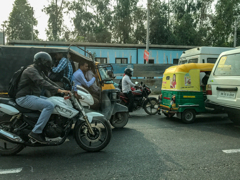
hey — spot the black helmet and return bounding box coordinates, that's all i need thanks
[124,68,133,77]
[33,52,52,72]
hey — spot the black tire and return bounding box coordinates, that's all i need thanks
[110,112,129,128]
[0,120,25,156]
[74,118,112,152]
[181,109,196,124]
[143,98,158,115]
[163,112,175,118]
[228,113,240,125]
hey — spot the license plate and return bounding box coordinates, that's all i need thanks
[219,91,236,99]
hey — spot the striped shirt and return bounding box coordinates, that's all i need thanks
[52,57,73,81]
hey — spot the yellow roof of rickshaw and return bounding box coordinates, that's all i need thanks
[164,63,214,74]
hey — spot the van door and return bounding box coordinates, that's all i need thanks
[208,54,240,109]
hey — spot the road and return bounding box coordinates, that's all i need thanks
[1,109,240,180]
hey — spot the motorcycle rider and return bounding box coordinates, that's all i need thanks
[122,68,135,112]
[15,52,70,144]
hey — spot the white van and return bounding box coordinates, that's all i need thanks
[178,47,234,65]
[205,48,240,124]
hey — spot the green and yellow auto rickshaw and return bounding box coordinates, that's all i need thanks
[158,63,214,123]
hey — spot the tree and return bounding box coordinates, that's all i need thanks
[5,0,38,41]
[209,0,240,46]
[43,0,66,41]
[112,0,139,43]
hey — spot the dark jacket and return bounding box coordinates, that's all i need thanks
[16,65,59,99]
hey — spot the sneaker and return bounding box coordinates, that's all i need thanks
[28,132,47,144]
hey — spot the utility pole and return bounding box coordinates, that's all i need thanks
[1,24,5,45]
[234,18,237,47]
[32,7,34,41]
[146,0,150,64]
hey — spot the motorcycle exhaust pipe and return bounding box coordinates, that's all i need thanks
[0,129,24,143]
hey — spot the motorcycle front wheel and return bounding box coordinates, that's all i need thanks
[143,98,158,115]
[0,120,25,156]
[74,118,112,152]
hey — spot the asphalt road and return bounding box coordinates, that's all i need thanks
[1,109,240,180]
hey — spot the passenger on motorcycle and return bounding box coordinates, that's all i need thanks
[15,52,70,144]
[122,68,135,112]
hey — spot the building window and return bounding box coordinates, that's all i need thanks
[95,57,107,64]
[116,58,128,64]
[144,59,154,64]
[173,58,179,64]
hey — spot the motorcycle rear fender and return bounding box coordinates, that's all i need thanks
[0,103,19,115]
[112,103,128,115]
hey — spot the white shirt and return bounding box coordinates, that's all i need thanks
[122,75,135,93]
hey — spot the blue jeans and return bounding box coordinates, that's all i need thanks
[16,95,55,134]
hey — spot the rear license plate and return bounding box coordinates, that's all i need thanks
[219,91,236,99]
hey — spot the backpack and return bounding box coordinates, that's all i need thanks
[8,66,26,98]
[118,78,123,91]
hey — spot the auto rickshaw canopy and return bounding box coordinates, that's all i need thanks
[164,63,214,74]
[162,63,214,91]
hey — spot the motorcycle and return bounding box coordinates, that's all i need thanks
[0,85,112,156]
[119,82,158,115]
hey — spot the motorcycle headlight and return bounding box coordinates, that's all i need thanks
[112,92,117,100]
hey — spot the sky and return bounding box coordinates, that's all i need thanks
[0,0,217,41]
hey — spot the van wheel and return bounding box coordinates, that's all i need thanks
[228,113,240,125]
[181,109,196,124]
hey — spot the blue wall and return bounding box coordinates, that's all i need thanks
[16,44,186,64]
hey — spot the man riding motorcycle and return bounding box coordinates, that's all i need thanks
[15,52,70,144]
[122,68,136,112]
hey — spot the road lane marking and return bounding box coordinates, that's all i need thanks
[222,149,240,154]
[0,168,23,175]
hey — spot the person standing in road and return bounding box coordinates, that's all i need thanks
[122,68,135,112]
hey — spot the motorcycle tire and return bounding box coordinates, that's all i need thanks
[0,120,25,156]
[74,118,112,152]
[110,112,129,128]
[143,98,158,115]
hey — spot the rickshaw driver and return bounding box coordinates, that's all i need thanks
[72,61,99,110]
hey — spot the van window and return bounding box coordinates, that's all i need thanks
[207,58,217,63]
[179,60,187,64]
[214,54,240,76]
[188,58,198,63]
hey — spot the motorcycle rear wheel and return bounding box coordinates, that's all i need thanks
[110,112,129,128]
[143,98,158,115]
[0,120,25,156]
[74,118,112,152]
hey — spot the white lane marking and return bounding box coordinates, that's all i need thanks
[222,149,240,154]
[0,168,23,175]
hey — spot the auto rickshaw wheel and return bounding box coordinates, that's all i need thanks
[181,109,196,124]
[110,112,129,128]
[163,112,175,118]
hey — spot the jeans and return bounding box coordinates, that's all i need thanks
[124,91,134,112]
[16,95,55,134]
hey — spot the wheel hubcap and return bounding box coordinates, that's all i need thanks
[185,112,193,121]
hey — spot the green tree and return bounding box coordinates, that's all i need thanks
[43,0,66,41]
[112,0,138,43]
[209,0,240,46]
[5,0,38,41]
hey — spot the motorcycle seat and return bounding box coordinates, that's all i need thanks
[0,97,36,113]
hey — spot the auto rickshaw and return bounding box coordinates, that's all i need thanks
[158,63,214,123]
[48,46,129,128]
[0,45,128,128]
